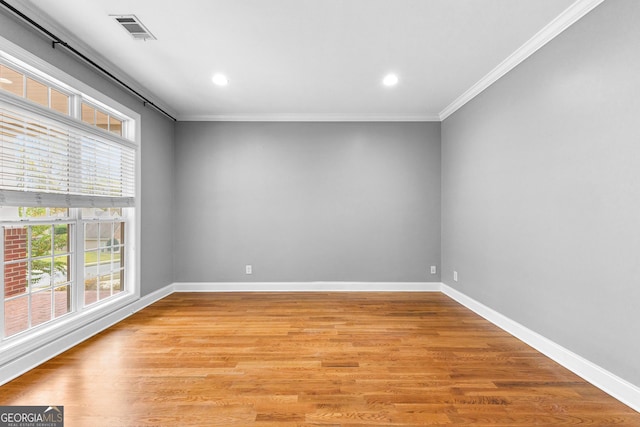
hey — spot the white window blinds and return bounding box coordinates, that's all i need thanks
[0,97,135,207]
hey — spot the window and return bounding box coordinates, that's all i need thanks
[0,41,139,353]
[1,63,70,116]
[2,208,73,337]
[82,208,125,306]
[81,101,123,136]
[0,63,26,98]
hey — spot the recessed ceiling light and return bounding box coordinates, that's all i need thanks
[0,77,12,84]
[382,73,399,87]
[212,73,229,86]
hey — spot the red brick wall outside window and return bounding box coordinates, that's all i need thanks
[4,228,28,298]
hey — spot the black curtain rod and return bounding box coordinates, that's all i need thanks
[0,0,177,122]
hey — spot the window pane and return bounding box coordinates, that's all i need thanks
[4,261,28,298]
[98,260,113,276]
[19,207,69,219]
[111,245,122,266]
[53,224,70,254]
[30,259,52,290]
[117,224,125,274]
[26,77,48,107]
[84,232,99,306]
[83,218,125,305]
[84,276,98,306]
[108,223,119,250]
[98,274,111,300]
[50,208,70,218]
[53,255,70,285]
[113,221,124,242]
[0,64,23,97]
[96,110,108,131]
[30,225,52,258]
[109,116,122,136]
[31,289,52,327]
[81,103,95,125]
[114,270,123,294]
[4,213,79,337]
[4,226,27,263]
[84,250,99,275]
[83,207,118,219]
[84,223,99,250]
[5,296,29,337]
[54,285,72,318]
[50,88,69,115]
[82,208,99,219]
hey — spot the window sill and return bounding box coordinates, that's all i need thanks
[0,291,138,366]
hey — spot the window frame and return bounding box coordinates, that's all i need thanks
[1,61,74,115]
[0,35,141,366]
[2,216,76,338]
[80,210,128,308]
[80,99,127,137]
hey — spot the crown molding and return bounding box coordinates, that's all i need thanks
[4,0,605,124]
[177,113,441,122]
[438,0,605,121]
[2,0,177,119]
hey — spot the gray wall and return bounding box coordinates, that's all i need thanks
[441,0,640,386]
[0,10,176,296]
[6,0,638,392]
[139,108,175,295]
[175,121,440,283]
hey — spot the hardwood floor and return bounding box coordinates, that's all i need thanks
[1,292,638,426]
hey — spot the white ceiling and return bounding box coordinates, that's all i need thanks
[11,0,594,121]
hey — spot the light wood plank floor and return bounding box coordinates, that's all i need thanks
[1,292,638,426]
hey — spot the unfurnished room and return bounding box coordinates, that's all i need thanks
[0,0,639,425]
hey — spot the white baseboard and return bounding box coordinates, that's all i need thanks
[441,283,640,413]
[173,281,441,292]
[2,281,638,414]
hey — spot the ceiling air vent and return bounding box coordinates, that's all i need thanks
[112,15,156,41]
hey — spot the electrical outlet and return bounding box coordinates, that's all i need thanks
[430,266,437,274]
[245,265,252,275]
[453,271,458,282]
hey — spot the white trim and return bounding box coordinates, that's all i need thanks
[438,0,605,120]
[177,114,441,122]
[3,0,603,124]
[5,0,603,124]
[2,280,638,414]
[0,32,143,381]
[441,283,640,413]
[0,284,172,386]
[0,292,138,376]
[173,281,440,292]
